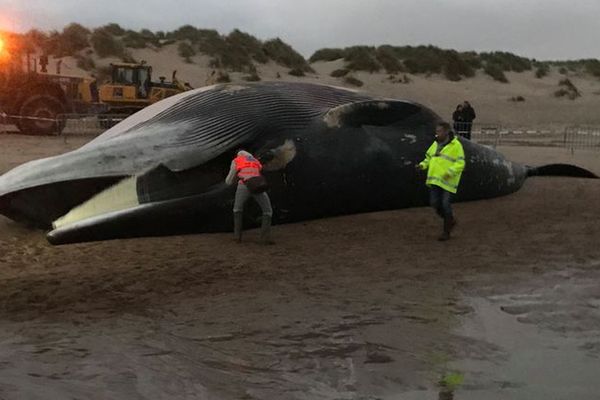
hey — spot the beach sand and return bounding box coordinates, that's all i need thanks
[0,132,598,399]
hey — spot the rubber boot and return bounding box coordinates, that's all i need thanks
[233,212,243,243]
[438,217,451,241]
[260,215,275,245]
[449,217,457,232]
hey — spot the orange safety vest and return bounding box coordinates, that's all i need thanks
[234,155,262,182]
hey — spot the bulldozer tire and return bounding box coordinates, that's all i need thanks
[17,95,66,135]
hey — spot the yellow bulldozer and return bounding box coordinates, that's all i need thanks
[99,62,191,113]
[0,31,192,134]
[95,62,192,128]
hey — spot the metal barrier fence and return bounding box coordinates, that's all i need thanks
[562,126,600,151]
[0,113,129,136]
[1,114,600,152]
[59,114,128,135]
[469,123,600,151]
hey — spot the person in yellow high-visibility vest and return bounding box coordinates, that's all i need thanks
[416,122,466,241]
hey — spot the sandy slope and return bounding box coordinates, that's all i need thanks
[308,61,600,129]
[43,46,600,130]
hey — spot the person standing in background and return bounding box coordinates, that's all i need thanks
[452,104,464,135]
[460,101,476,140]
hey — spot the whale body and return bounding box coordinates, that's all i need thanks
[0,82,594,244]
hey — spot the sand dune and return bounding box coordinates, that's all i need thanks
[43,45,600,131]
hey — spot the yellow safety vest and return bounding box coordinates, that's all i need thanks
[418,137,465,193]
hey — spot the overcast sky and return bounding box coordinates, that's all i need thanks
[0,0,597,60]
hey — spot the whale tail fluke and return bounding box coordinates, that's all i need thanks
[527,164,598,179]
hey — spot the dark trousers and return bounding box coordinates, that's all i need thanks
[455,122,472,140]
[463,122,473,140]
[429,185,454,219]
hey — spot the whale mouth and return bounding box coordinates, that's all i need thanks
[52,176,140,230]
[0,177,125,228]
[46,182,233,245]
[48,152,236,241]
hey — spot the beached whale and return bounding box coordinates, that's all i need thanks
[0,82,595,244]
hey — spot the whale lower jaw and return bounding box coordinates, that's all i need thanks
[47,184,233,245]
[47,202,157,245]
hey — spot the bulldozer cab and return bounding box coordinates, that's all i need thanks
[110,63,152,99]
[99,62,188,109]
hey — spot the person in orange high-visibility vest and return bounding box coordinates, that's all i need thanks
[225,150,273,244]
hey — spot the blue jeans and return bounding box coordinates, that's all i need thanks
[429,185,454,219]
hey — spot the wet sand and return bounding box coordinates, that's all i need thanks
[0,133,599,399]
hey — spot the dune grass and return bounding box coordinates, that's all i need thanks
[10,23,600,85]
[484,63,509,83]
[555,78,581,99]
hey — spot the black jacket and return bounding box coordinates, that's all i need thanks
[452,110,463,122]
[461,106,476,122]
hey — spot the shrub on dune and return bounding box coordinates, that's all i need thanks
[263,38,314,73]
[330,68,350,77]
[535,63,550,78]
[288,68,305,77]
[178,42,196,63]
[309,48,345,63]
[90,28,125,58]
[555,78,581,99]
[484,63,509,83]
[376,46,404,74]
[344,46,381,73]
[344,75,364,87]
